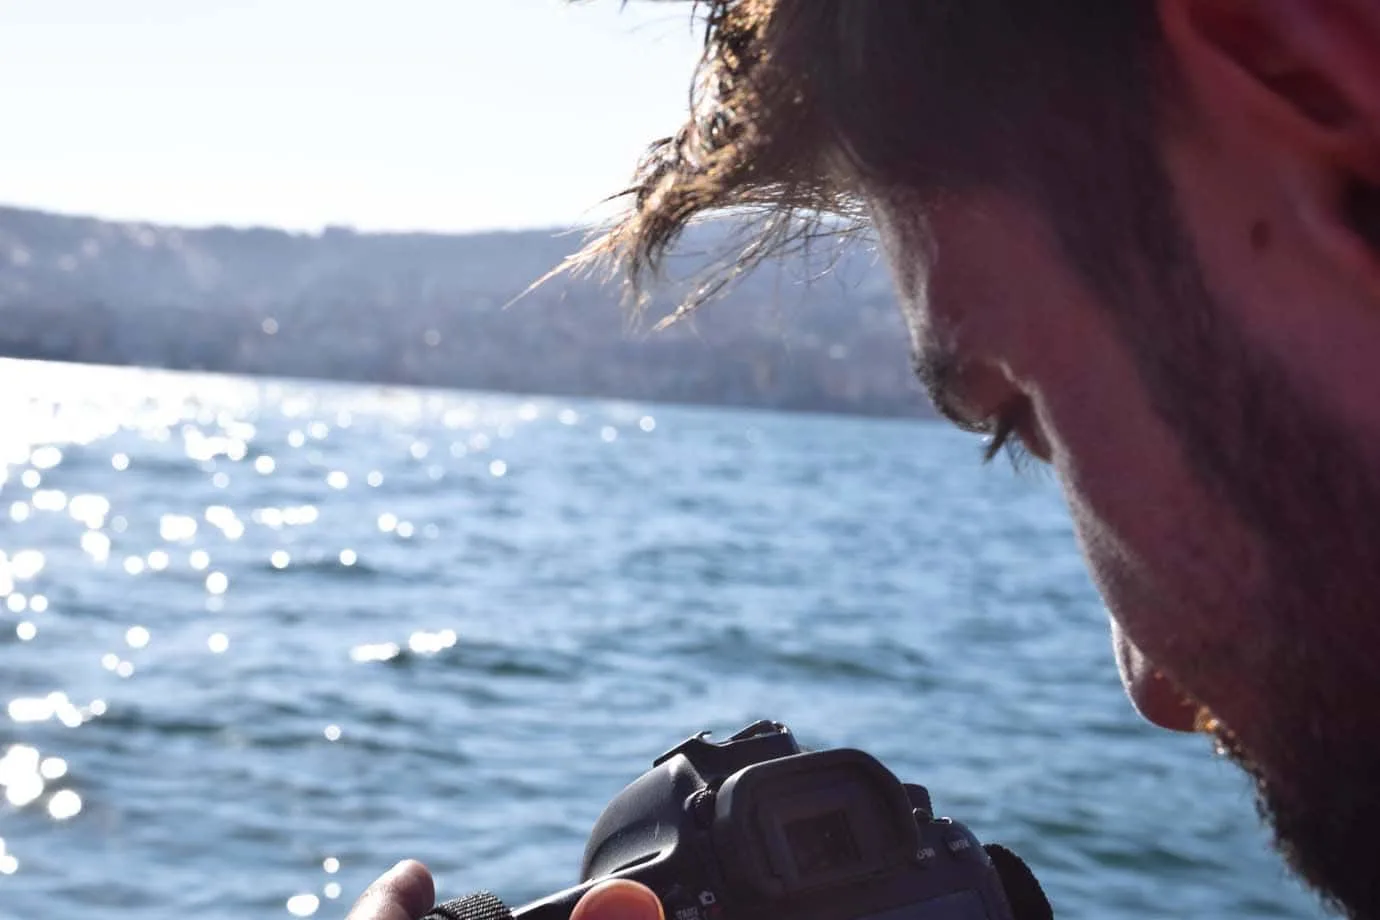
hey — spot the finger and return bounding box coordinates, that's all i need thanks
[346,860,437,920]
[570,879,665,920]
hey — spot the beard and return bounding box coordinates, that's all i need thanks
[1207,713,1380,919]
[1137,262,1380,917]
[1141,227,1380,919]
[1136,257,1380,917]
[1034,144,1380,915]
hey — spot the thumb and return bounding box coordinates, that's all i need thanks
[570,880,665,920]
[347,860,437,920]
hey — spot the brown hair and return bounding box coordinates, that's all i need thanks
[565,2,1173,324]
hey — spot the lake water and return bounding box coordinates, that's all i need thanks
[0,359,1323,919]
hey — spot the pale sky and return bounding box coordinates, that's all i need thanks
[0,1,706,233]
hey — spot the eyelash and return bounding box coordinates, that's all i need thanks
[981,400,1034,468]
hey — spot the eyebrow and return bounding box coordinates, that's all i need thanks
[910,338,984,433]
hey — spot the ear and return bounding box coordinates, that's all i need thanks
[1159,0,1380,278]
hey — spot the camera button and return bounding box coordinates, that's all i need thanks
[943,831,977,860]
[686,790,716,829]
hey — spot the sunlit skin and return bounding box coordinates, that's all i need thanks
[871,0,1380,756]
[872,8,1380,912]
[873,189,1246,736]
[351,2,1380,918]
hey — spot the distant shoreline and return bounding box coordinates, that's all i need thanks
[0,204,935,422]
[0,356,939,429]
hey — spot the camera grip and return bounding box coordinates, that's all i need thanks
[982,846,1053,920]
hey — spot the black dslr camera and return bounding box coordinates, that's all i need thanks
[424,720,1048,920]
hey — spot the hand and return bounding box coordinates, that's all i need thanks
[345,864,665,920]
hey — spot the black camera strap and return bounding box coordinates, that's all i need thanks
[423,891,515,920]
[419,855,1051,920]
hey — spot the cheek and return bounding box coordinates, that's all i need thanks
[1039,370,1266,699]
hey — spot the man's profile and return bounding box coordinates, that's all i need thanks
[352,2,1380,918]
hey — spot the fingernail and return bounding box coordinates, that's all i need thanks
[572,880,665,920]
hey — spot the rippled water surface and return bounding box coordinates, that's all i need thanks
[0,360,1323,919]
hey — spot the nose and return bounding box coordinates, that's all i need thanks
[1111,619,1200,732]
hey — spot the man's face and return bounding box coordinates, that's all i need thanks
[870,187,1259,735]
[862,29,1380,909]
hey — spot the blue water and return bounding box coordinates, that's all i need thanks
[0,360,1323,919]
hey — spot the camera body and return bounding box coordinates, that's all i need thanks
[509,720,1015,920]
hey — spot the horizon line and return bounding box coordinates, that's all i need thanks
[0,198,614,239]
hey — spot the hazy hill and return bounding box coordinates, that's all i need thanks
[0,205,932,418]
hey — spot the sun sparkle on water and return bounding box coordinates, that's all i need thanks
[0,359,673,907]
